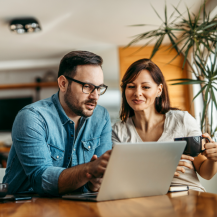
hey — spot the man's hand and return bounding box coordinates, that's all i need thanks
[201,133,217,162]
[58,150,111,194]
[174,155,194,177]
[86,155,98,179]
[85,150,111,192]
[87,177,102,192]
[87,150,111,178]
[86,155,102,192]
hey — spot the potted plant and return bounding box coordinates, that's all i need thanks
[127,1,217,136]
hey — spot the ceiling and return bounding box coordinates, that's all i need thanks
[0,0,214,69]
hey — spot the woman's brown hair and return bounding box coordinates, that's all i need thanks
[120,58,177,122]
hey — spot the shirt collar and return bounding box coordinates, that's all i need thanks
[52,91,89,125]
[52,92,71,125]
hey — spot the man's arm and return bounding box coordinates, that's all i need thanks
[12,108,65,196]
[13,107,112,195]
[58,150,111,194]
[85,110,112,192]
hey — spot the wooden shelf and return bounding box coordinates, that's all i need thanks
[0,145,10,153]
[0,81,58,90]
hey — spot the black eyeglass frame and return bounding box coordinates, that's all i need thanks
[64,76,108,95]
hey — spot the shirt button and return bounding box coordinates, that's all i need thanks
[56,156,59,159]
[70,121,72,124]
[73,149,75,151]
[88,146,91,149]
[71,134,73,137]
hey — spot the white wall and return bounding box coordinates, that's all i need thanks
[97,46,119,82]
[97,46,121,124]
[0,68,59,100]
[198,174,217,194]
[0,47,121,126]
[0,46,120,100]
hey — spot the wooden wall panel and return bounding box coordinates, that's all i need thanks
[119,45,194,116]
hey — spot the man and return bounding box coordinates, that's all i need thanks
[3,51,112,196]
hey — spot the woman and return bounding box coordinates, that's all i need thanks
[112,58,217,192]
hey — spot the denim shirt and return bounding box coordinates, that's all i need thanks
[3,92,112,196]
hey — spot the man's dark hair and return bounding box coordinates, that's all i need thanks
[58,51,103,79]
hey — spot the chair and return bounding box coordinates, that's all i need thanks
[0,168,6,183]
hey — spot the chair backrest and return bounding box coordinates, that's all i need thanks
[0,168,6,183]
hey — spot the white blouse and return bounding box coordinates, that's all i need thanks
[112,110,205,192]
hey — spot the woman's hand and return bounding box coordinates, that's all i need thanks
[174,155,194,177]
[201,133,217,162]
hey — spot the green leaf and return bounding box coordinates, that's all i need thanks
[201,84,210,127]
[128,24,160,27]
[211,100,213,134]
[211,88,217,110]
[171,4,182,16]
[192,84,207,101]
[128,37,156,55]
[167,33,179,53]
[195,58,209,78]
[169,78,202,81]
[165,4,167,25]
[195,4,202,25]
[126,30,154,47]
[167,37,190,64]
[171,81,202,85]
[212,43,217,70]
[169,0,182,21]
[151,4,164,22]
[202,22,217,30]
[150,34,165,59]
[201,105,206,129]
[183,40,193,69]
[169,31,177,39]
[203,0,206,22]
[186,7,193,29]
[169,79,205,85]
[213,86,217,92]
[200,40,214,53]
[195,41,201,56]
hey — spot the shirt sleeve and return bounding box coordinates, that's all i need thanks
[94,110,112,157]
[112,123,122,146]
[12,108,65,196]
[183,111,202,137]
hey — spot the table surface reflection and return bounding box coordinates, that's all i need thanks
[0,190,216,217]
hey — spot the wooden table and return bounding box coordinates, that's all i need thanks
[0,190,216,217]
[0,144,10,168]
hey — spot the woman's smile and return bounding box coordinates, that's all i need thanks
[132,99,145,104]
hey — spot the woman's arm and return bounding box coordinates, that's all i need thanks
[182,112,217,179]
[193,133,217,180]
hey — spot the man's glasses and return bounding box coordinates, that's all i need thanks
[64,76,108,96]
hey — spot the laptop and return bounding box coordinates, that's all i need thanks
[62,141,186,202]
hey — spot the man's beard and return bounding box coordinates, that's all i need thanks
[64,85,97,117]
